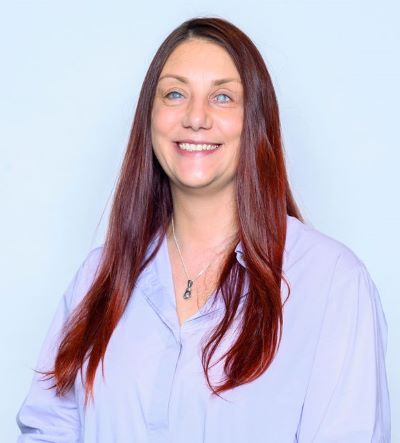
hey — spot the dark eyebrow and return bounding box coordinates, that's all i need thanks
[158,74,241,86]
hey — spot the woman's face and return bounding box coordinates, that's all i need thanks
[151,39,243,194]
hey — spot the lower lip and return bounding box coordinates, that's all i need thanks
[174,142,222,157]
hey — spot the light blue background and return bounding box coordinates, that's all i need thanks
[1,0,398,441]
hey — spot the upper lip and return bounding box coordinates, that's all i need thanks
[176,140,221,145]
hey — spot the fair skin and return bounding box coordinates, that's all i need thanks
[151,38,244,325]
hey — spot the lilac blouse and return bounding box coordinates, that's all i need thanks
[17,215,391,442]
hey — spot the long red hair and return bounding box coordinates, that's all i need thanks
[45,17,302,403]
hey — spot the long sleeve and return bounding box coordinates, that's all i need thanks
[16,248,102,443]
[296,253,391,442]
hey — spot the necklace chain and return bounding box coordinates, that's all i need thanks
[171,217,221,300]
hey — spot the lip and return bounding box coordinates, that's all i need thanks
[175,139,221,145]
[173,141,222,156]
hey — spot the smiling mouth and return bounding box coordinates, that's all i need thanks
[176,142,221,152]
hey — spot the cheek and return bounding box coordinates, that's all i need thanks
[219,114,243,142]
[151,106,180,138]
[151,110,165,140]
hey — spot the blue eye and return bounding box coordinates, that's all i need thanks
[166,91,183,100]
[215,93,231,103]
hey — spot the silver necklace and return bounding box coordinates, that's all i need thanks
[171,217,221,300]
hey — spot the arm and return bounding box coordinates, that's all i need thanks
[296,254,391,442]
[16,248,102,443]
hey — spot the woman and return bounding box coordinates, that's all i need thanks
[17,17,390,442]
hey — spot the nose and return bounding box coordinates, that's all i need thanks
[182,96,212,131]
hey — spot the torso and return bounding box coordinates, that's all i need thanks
[19,216,389,443]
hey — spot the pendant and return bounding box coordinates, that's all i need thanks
[183,279,193,300]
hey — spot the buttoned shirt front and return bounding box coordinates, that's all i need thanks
[17,215,391,442]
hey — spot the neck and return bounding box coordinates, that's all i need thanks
[168,185,239,255]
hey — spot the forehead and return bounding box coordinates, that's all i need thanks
[160,39,240,80]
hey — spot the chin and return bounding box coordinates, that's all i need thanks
[176,177,216,190]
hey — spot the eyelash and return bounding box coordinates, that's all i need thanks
[164,90,233,103]
[165,91,184,100]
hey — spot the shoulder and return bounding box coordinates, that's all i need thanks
[80,245,104,276]
[64,245,105,310]
[286,215,386,335]
[285,216,383,315]
[285,215,368,276]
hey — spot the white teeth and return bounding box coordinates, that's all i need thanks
[178,143,220,151]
